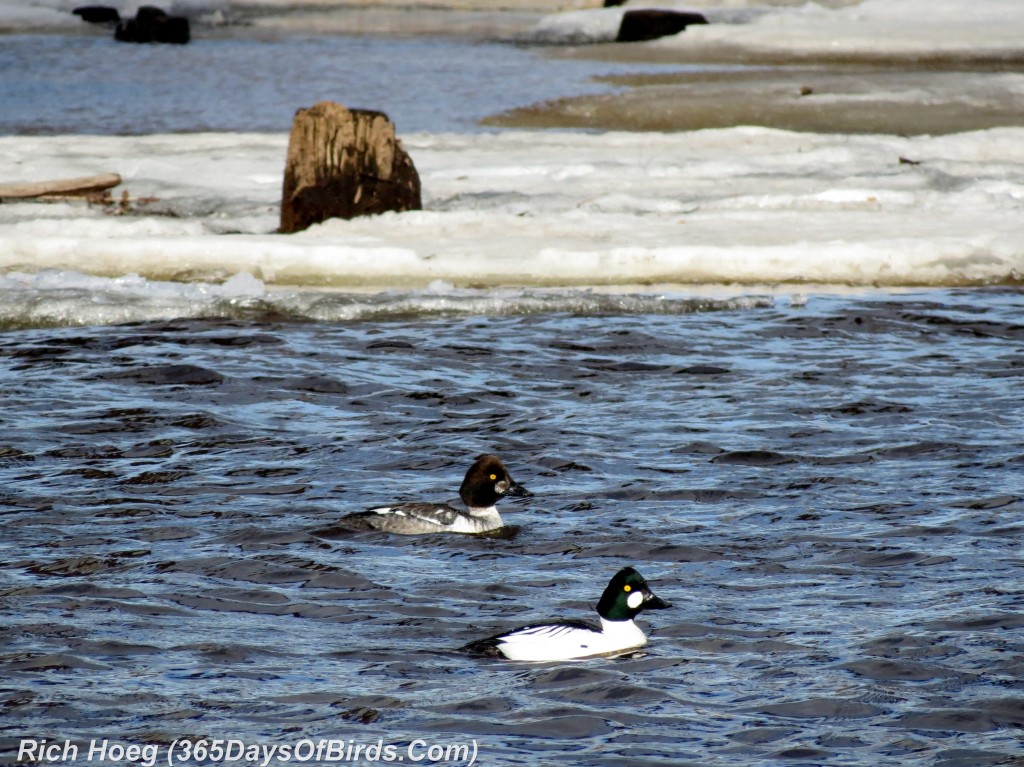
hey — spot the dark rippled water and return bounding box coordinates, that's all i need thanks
[2,288,1023,766]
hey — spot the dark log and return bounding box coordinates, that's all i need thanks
[616,9,708,43]
[115,6,190,44]
[73,6,121,24]
[279,101,422,234]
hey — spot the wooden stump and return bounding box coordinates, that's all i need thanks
[279,101,422,234]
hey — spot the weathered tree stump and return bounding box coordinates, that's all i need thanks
[279,101,421,234]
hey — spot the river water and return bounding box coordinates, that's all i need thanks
[2,6,1023,765]
[0,31,678,135]
[2,288,1022,765]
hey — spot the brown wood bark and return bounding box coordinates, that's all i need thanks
[279,101,421,234]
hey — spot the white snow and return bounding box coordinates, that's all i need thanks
[1,0,1023,306]
[1,127,1022,289]
[666,0,1024,59]
[530,8,625,45]
[530,0,1024,57]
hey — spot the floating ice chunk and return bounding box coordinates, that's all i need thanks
[527,9,625,45]
[424,279,457,294]
[219,271,265,298]
[0,268,268,328]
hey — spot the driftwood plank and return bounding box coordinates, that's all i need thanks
[0,173,122,199]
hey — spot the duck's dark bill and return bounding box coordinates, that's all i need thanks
[645,594,671,610]
[505,480,532,498]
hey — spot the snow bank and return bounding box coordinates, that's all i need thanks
[2,127,1022,289]
[530,0,1024,59]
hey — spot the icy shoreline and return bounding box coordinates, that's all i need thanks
[2,128,1022,290]
[2,0,1022,297]
[502,0,1024,134]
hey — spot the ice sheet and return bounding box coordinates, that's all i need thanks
[530,0,1024,58]
[2,128,1022,290]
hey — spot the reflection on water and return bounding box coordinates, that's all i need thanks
[1,288,1023,766]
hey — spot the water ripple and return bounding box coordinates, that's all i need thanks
[1,288,1023,766]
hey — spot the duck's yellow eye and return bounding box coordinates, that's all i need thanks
[489,473,497,480]
[623,585,632,592]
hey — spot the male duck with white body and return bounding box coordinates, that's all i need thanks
[464,567,670,661]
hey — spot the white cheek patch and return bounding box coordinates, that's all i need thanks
[627,591,644,609]
[495,480,509,494]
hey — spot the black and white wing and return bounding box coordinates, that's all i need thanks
[340,503,462,534]
[462,620,601,659]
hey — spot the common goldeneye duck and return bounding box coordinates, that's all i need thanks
[339,454,531,535]
[463,567,670,661]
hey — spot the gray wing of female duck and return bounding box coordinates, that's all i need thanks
[339,454,531,535]
[342,502,471,534]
